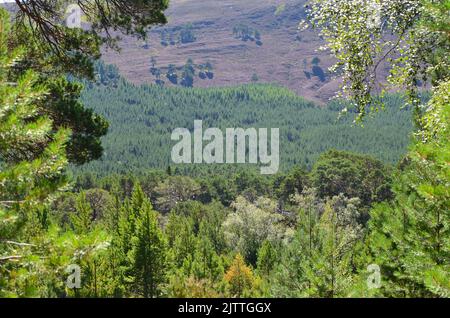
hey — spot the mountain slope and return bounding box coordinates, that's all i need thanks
[101,0,343,104]
[75,72,413,176]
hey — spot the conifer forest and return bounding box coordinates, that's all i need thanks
[0,0,448,301]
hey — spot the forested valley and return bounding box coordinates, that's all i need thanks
[76,61,413,176]
[0,0,448,299]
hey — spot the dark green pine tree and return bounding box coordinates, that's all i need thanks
[130,199,168,298]
[180,59,195,87]
[8,11,110,166]
[108,183,147,296]
[44,77,109,165]
[256,240,277,277]
[70,192,94,234]
[192,235,224,282]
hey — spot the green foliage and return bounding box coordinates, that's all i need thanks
[180,59,196,88]
[95,62,121,87]
[223,196,292,265]
[2,0,448,300]
[257,240,278,277]
[179,24,197,44]
[233,24,262,45]
[84,188,114,223]
[71,192,94,234]
[130,200,167,298]
[192,236,224,282]
[271,190,363,297]
[304,0,449,121]
[163,200,229,297]
[276,167,310,204]
[300,1,449,297]
[312,65,326,82]
[311,150,393,209]
[75,73,413,176]
[159,24,197,46]
[46,78,109,164]
[0,16,73,297]
[166,64,179,84]
[364,80,450,297]
[311,57,321,65]
[7,0,167,165]
[0,21,110,294]
[8,12,109,165]
[0,11,69,209]
[1,224,110,298]
[155,176,201,213]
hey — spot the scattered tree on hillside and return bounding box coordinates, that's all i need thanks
[166,64,179,84]
[233,24,263,45]
[179,24,197,44]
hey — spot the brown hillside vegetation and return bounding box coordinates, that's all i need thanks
[101,0,342,104]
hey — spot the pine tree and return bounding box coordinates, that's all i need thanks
[166,214,197,270]
[256,240,277,277]
[106,199,130,297]
[130,200,168,298]
[0,9,69,211]
[71,192,93,234]
[108,183,148,296]
[192,235,224,282]
[0,8,69,268]
[312,196,362,297]
[224,253,256,297]
[130,182,147,218]
[0,10,114,298]
[271,191,363,297]
[365,80,450,297]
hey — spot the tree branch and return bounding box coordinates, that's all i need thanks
[0,256,23,262]
[1,240,36,247]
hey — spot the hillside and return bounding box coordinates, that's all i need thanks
[75,68,413,177]
[100,0,345,104]
[1,0,387,104]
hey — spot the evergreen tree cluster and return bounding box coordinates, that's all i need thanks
[304,57,327,82]
[7,127,445,297]
[160,24,197,47]
[233,24,263,46]
[148,58,214,87]
[1,0,448,299]
[75,70,413,177]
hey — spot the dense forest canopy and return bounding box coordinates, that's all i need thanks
[75,63,413,176]
[0,0,449,300]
